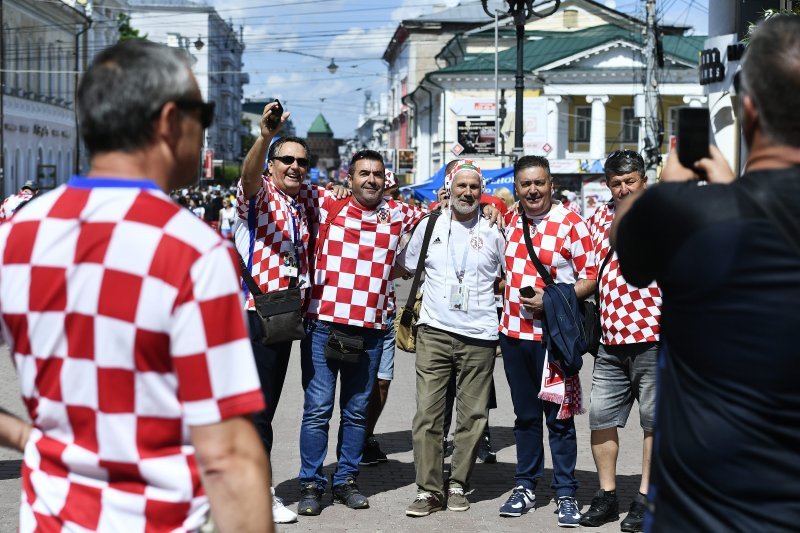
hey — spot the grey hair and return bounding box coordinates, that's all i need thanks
[77,39,196,155]
[740,16,800,148]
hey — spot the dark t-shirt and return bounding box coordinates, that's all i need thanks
[616,169,800,532]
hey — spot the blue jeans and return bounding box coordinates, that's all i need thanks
[500,333,578,498]
[299,319,384,489]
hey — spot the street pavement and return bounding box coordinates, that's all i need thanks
[0,279,646,532]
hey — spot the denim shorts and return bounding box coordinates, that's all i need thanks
[588,342,657,432]
[378,314,396,380]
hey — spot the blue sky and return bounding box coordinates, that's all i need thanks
[210,0,709,139]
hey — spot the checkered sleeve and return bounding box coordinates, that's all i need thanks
[236,176,269,221]
[297,184,332,223]
[170,242,264,426]
[566,212,597,281]
[399,202,427,234]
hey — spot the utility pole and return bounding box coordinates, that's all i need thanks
[643,0,661,176]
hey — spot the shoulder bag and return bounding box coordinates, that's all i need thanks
[239,256,305,346]
[395,210,442,353]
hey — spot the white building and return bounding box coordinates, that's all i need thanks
[129,0,248,164]
[2,0,127,198]
[385,0,707,199]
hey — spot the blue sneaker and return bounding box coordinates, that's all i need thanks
[556,496,581,528]
[499,486,535,517]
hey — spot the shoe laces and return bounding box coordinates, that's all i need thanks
[558,496,579,516]
[449,486,465,496]
[415,491,436,502]
[508,486,532,504]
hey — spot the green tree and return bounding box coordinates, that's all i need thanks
[117,14,146,42]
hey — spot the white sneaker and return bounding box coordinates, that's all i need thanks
[271,487,298,524]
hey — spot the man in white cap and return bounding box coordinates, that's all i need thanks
[399,160,505,517]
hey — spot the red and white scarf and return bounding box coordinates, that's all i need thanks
[538,357,584,419]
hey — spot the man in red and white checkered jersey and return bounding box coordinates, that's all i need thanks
[497,156,597,527]
[580,150,662,531]
[293,150,427,516]
[0,40,271,532]
[236,103,314,525]
[0,181,37,222]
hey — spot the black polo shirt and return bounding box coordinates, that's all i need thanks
[616,169,800,532]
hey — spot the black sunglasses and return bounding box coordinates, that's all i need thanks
[173,98,215,129]
[153,99,215,129]
[272,155,310,168]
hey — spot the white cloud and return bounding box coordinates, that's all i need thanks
[324,25,395,60]
[390,0,460,22]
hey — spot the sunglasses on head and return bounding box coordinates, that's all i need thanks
[272,155,310,168]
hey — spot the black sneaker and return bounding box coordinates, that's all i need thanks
[476,433,497,464]
[360,435,387,465]
[579,489,619,527]
[297,482,324,516]
[332,478,369,509]
[620,493,647,532]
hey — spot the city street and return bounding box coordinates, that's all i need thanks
[0,283,646,533]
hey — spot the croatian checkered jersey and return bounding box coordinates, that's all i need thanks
[235,176,313,310]
[0,178,264,533]
[501,204,597,341]
[301,190,425,329]
[588,202,661,344]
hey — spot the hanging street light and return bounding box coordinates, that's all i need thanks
[481,0,561,157]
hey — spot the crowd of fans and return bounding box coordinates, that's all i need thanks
[1,16,799,533]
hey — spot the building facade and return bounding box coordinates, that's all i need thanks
[2,0,126,199]
[129,0,247,164]
[385,0,707,209]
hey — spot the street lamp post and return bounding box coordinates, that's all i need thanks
[276,49,339,74]
[482,0,561,157]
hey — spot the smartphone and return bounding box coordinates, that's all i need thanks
[677,108,710,169]
[267,98,284,129]
[519,286,535,298]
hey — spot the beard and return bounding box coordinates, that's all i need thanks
[451,196,479,215]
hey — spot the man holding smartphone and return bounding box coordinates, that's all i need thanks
[581,150,662,532]
[612,16,800,531]
[498,156,597,527]
[237,101,311,525]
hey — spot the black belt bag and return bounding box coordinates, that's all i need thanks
[325,327,364,363]
[253,287,305,345]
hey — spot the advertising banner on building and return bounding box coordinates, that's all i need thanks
[582,179,612,220]
[456,120,497,155]
[203,149,214,179]
[397,149,415,173]
[523,98,549,155]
